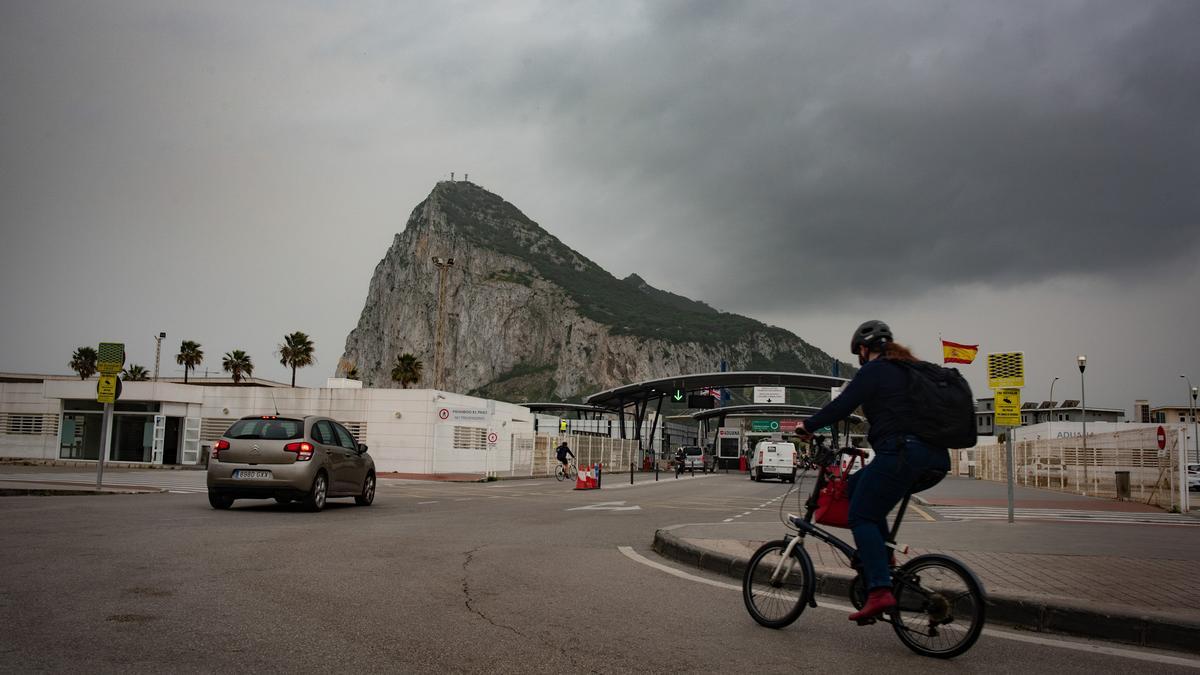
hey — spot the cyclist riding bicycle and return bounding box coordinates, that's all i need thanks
[795,320,950,624]
[674,447,686,477]
[556,441,575,474]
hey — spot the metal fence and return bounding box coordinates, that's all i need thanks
[958,426,1187,510]
[500,434,640,478]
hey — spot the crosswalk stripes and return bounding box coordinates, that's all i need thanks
[0,471,208,493]
[932,505,1200,527]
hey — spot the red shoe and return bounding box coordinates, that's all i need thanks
[849,589,896,623]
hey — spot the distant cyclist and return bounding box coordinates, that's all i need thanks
[556,441,575,475]
[796,320,950,623]
[674,447,686,477]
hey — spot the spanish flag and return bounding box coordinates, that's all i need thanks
[942,340,979,365]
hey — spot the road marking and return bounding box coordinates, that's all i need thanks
[417,501,438,505]
[722,518,734,522]
[909,504,935,522]
[567,501,641,511]
[618,546,740,591]
[618,546,1200,669]
[933,506,1200,527]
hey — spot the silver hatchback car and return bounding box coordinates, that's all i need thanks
[207,415,376,511]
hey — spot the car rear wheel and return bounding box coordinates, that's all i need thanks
[355,473,376,506]
[303,472,328,512]
[208,491,233,510]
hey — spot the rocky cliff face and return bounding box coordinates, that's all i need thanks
[340,181,846,401]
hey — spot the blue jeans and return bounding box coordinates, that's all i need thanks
[847,436,950,591]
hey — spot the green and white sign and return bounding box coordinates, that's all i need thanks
[750,419,781,433]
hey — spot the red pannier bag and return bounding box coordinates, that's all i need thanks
[813,460,852,528]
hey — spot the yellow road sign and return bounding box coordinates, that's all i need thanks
[97,375,119,403]
[986,351,1025,389]
[97,342,126,375]
[994,387,1021,427]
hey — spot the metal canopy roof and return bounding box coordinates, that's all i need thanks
[691,404,863,424]
[520,402,611,415]
[584,371,847,410]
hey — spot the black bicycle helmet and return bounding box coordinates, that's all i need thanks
[850,320,893,355]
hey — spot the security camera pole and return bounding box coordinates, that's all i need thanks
[987,351,1024,523]
[95,342,125,488]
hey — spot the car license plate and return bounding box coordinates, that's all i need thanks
[234,470,271,480]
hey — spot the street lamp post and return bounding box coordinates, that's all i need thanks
[1048,376,1059,426]
[432,257,455,391]
[1182,375,1198,464]
[153,332,166,381]
[1078,355,1088,492]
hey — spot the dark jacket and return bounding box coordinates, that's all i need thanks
[802,358,914,449]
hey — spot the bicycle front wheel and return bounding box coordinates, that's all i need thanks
[891,554,986,659]
[742,539,813,628]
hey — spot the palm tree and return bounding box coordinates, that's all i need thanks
[278,331,315,387]
[121,364,149,381]
[391,353,423,388]
[69,347,98,380]
[175,340,204,383]
[222,350,254,384]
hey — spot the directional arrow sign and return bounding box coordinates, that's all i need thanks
[567,501,641,511]
[673,389,684,402]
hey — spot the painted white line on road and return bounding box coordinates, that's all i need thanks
[618,546,741,591]
[417,501,438,505]
[619,546,1200,669]
[723,518,734,522]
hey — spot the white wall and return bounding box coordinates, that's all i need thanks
[0,382,59,460]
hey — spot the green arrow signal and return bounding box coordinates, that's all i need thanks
[673,389,684,402]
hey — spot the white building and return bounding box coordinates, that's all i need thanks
[0,373,532,474]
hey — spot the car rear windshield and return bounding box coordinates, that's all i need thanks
[225,418,304,440]
[684,447,703,456]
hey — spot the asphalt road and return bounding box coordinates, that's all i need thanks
[1,472,1196,673]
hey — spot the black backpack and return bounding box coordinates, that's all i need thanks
[894,360,977,449]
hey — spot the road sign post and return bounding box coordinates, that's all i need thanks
[987,353,1025,524]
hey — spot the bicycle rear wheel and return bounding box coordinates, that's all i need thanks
[890,554,986,659]
[555,465,565,481]
[742,539,813,628]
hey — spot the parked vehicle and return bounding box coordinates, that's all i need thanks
[1188,463,1199,492]
[749,441,798,483]
[681,445,711,473]
[207,415,375,511]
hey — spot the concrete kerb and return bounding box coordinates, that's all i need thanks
[651,527,1200,655]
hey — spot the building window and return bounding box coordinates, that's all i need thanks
[453,426,488,451]
[4,414,44,435]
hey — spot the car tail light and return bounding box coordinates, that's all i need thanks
[213,439,229,459]
[284,441,314,461]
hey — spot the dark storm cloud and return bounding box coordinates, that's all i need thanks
[475,1,1200,309]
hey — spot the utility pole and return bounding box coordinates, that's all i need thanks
[1078,355,1088,492]
[432,257,455,390]
[153,332,166,381]
[1183,375,1198,464]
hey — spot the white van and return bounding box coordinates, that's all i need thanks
[749,441,797,483]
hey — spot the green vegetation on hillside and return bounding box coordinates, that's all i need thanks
[434,182,825,363]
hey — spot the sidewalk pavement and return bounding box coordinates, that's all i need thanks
[653,477,1200,654]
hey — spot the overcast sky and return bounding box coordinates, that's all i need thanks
[2,1,1198,412]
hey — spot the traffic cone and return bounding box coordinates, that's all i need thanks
[574,465,589,490]
[587,463,598,489]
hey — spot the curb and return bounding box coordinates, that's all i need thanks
[0,487,164,496]
[652,528,1200,655]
